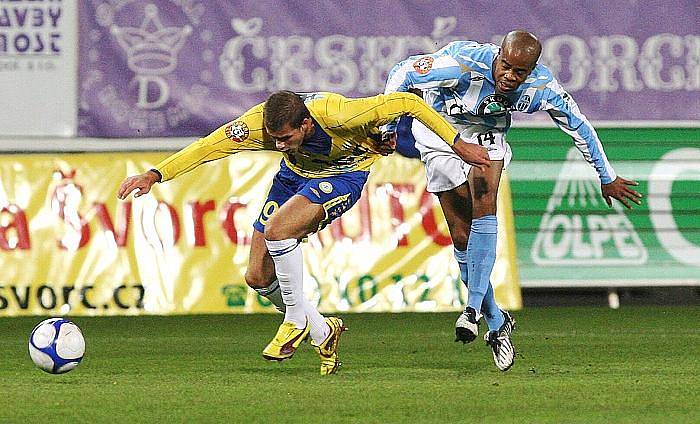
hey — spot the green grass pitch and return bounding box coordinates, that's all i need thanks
[2,306,698,423]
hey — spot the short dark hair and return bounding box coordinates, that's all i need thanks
[263,91,311,132]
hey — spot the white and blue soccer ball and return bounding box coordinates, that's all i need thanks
[28,318,85,374]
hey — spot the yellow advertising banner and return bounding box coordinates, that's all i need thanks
[0,152,521,316]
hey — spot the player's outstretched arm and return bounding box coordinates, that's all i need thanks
[601,176,643,209]
[117,170,161,200]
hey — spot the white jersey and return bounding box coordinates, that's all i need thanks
[385,40,617,183]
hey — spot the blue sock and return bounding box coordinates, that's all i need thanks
[482,284,504,331]
[453,247,469,290]
[455,224,503,330]
[466,215,498,313]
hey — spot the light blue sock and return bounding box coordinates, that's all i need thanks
[453,247,469,290]
[482,284,505,331]
[458,239,504,330]
[466,215,498,313]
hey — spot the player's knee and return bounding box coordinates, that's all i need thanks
[262,215,285,241]
[451,228,469,250]
[473,191,497,217]
[244,268,274,290]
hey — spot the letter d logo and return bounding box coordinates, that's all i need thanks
[136,76,169,109]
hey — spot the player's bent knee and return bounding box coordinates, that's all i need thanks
[473,192,497,214]
[262,213,299,241]
[244,270,275,290]
[262,215,284,241]
[451,229,469,249]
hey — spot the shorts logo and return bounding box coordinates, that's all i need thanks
[412,57,434,75]
[225,121,249,142]
[310,188,321,198]
[319,181,333,194]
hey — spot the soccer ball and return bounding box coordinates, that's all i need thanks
[28,318,85,374]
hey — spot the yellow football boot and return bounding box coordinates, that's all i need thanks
[311,317,347,375]
[262,321,309,361]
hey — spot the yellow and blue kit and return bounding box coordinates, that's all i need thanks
[152,92,460,232]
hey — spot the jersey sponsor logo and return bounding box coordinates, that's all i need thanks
[412,57,434,75]
[477,94,512,116]
[319,181,333,194]
[225,121,249,142]
[531,148,647,266]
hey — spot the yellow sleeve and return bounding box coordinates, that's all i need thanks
[336,92,459,146]
[154,103,267,181]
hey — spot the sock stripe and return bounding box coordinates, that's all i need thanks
[267,241,299,257]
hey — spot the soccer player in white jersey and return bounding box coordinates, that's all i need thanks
[385,31,642,371]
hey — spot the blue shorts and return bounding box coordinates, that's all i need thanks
[253,160,369,233]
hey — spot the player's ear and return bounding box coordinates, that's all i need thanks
[301,117,313,132]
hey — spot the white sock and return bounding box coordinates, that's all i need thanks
[252,279,285,313]
[304,299,330,345]
[265,238,306,328]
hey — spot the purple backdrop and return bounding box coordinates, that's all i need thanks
[79,0,700,137]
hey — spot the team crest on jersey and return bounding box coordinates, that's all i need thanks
[225,121,249,142]
[412,57,434,75]
[477,94,513,116]
[516,94,532,112]
[319,181,333,194]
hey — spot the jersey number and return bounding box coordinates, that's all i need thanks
[476,131,495,146]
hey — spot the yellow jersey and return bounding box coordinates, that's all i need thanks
[155,92,459,180]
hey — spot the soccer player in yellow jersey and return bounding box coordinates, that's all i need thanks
[118,90,490,375]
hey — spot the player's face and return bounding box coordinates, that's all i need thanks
[492,48,536,93]
[267,118,312,152]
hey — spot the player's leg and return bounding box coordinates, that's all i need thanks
[292,174,364,374]
[264,193,326,328]
[263,194,322,325]
[247,166,304,316]
[244,229,285,312]
[264,171,364,371]
[469,160,516,371]
[261,196,320,361]
[435,184,483,343]
[409,119,484,342]
[411,119,488,342]
[253,165,315,360]
[467,160,505,331]
[435,183,472,252]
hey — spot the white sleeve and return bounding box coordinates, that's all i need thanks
[540,79,617,184]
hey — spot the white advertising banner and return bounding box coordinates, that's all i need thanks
[0,0,77,137]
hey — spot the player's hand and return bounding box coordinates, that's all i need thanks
[601,176,642,209]
[376,132,397,156]
[117,171,160,200]
[451,138,490,171]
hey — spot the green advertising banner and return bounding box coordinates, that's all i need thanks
[507,128,700,287]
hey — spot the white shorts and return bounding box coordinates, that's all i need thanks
[411,120,512,193]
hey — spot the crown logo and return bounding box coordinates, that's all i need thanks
[111,4,192,75]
